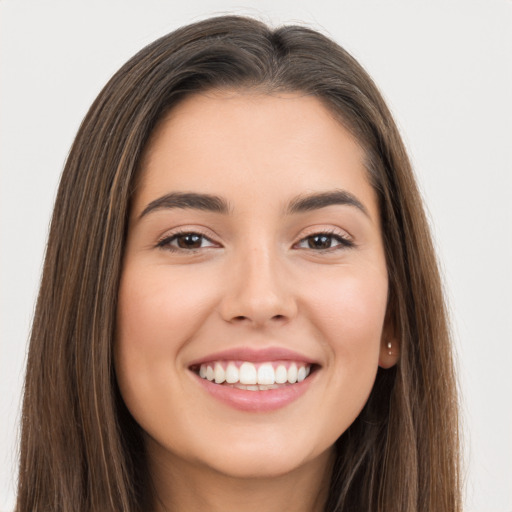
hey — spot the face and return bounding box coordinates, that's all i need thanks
[115,91,397,482]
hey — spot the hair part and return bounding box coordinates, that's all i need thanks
[16,15,460,512]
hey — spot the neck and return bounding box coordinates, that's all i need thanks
[147,442,334,512]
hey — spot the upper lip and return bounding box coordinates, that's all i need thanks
[188,347,319,367]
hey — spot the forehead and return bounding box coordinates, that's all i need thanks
[134,90,377,220]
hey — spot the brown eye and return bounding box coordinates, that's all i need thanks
[176,233,204,249]
[307,234,334,249]
[295,232,354,251]
[157,232,217,251]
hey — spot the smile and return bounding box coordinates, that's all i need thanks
[188,348,318,411]
[195,361,312,390]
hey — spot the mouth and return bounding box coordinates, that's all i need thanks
[188,347,319,411]
[190,360,314,391]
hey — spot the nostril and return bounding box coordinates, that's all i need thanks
[230,314,286,324]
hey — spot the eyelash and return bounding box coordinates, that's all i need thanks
[294,230,354,251]
[156,230,216,252]
[156,229,354,253]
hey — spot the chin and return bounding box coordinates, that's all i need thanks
[180,425,333,480]
[199,446,329,480]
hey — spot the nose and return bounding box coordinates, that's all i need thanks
[218,244,297,327]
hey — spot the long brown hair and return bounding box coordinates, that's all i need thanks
[16,15,460,512]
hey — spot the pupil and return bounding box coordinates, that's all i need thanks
[309,235,331,249]
[178,234,202,249]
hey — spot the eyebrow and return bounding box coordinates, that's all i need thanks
[286,190,369,217]
[138,189,369,219]
[139,192,230,219]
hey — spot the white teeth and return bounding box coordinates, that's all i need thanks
[214,362,225,383]
[225,362,239,384]
[275,365,287,384]
[257,363,275,385]
[239,362,257,385]
[287,363,298,383]
[197,361,312,387]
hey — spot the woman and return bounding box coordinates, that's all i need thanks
[15,15,460,512]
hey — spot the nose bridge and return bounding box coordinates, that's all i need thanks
[220,237,296,325]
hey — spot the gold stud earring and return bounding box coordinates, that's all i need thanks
[387,341,392,356]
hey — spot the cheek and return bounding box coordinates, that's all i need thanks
[301,267,388,416]
[306,267,388,346]
[114,266,217,427]
[116,265,216,351]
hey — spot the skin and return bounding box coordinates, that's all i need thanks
[115,90,398,512]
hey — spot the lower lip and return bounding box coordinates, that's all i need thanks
[193,373,314,412]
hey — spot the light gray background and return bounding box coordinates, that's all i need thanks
[1,1,511,511]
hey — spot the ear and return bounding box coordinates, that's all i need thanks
[378,315,400,369]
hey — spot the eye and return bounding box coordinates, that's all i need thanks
[295,232,353,251]
[157,232,217,251]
